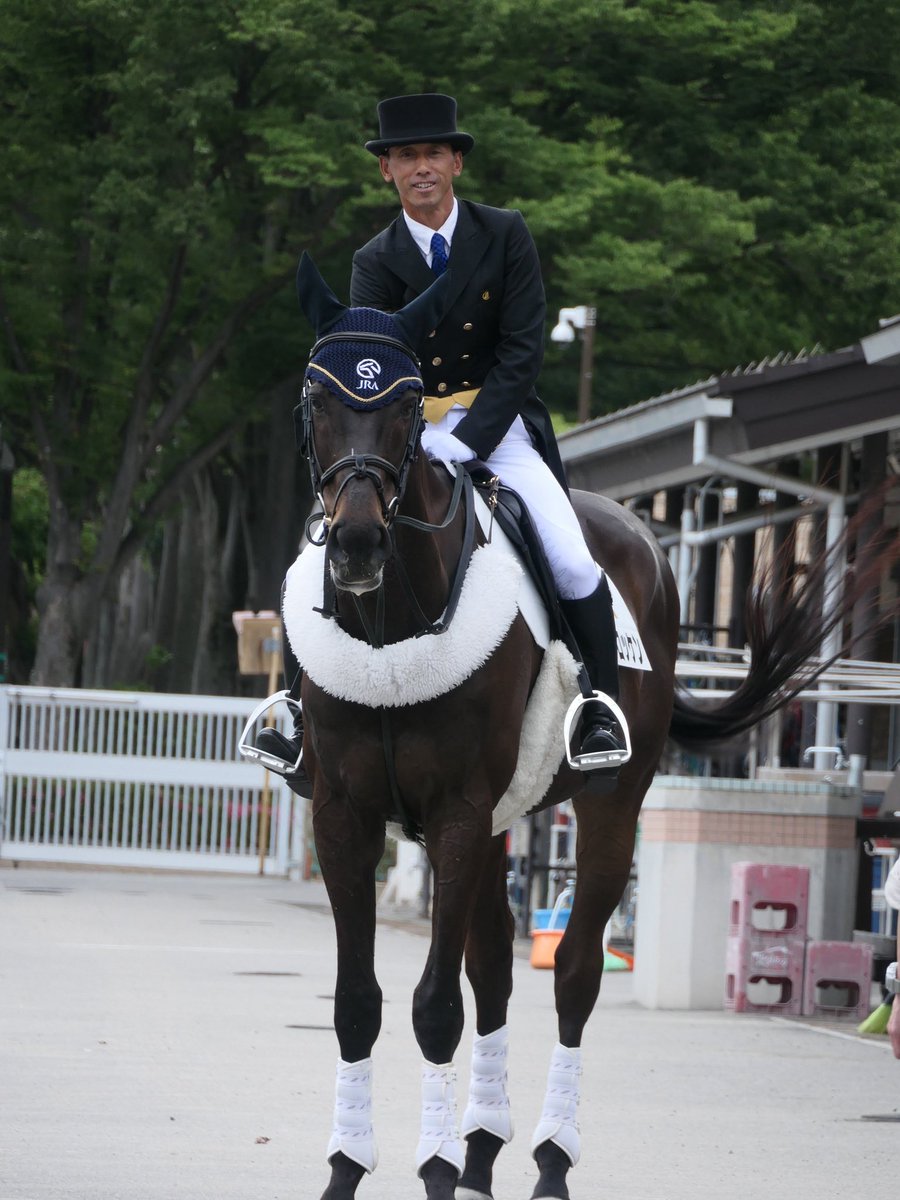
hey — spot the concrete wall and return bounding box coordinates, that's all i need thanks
[633,776,859,1009]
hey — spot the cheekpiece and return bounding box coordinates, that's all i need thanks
[305,308,424,410]
[365,93,475,156]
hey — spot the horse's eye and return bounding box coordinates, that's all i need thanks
[310,391,326,414]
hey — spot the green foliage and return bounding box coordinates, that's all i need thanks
[2,0,899,678]
[470,0,900,411]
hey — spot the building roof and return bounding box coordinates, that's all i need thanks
[558,323,900,501]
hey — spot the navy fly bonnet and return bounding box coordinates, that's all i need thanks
[296,253,450,411]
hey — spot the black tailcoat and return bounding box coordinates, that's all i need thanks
[350,199,568,490]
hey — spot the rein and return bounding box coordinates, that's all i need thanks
[322,464,477,644]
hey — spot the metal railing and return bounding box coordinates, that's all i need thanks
[0,686,303,875]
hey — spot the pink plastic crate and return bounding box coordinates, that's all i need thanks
[802,940,873,1022]
[724,934,805,1015]
[729,862,809,940]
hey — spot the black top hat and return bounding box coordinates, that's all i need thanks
[365,93,475,157]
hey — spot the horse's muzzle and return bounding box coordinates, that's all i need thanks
[327,518,391,593]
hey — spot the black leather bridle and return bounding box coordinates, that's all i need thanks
[298,331,426,546]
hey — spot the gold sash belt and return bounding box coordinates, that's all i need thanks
[423,387,480,424]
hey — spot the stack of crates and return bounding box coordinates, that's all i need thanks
[724,863,809,1016]
[802,940,873,1023]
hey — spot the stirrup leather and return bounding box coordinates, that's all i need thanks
[238,690,304,777]
[563,691,632,772]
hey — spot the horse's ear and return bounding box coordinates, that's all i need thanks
[392,272,452,350]
[296,252,347,335]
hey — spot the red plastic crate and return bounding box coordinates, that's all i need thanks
[729,862,809,940]
[724,934,805,1015]
[802,940,874,1022]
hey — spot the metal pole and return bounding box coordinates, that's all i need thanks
[677,491,695,627]
[814,496,846,769]
[257,624,281,876]
[576,308,596,424]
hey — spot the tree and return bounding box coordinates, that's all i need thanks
[5,0,899,685]
[0,0,381,684]
[489,0,900,408]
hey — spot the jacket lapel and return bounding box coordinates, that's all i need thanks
[441,201,491,312]
[374,201,491,309]
[375,217,435,295]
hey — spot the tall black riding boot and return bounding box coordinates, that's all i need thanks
[254,620,313,800]
[559,576,630,770]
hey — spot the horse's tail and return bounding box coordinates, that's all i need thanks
[668,491,899,751]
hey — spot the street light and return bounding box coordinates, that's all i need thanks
[550,304,596,424]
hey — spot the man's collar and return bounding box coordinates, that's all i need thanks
[402,197,459,258]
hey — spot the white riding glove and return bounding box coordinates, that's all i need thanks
[422,428,477,464]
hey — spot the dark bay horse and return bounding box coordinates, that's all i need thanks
[280,256,874,1200]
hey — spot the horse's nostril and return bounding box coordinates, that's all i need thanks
[328,517,390,589]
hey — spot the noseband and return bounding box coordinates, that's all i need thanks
[299,331,425,546]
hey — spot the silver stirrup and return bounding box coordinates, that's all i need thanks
[563,691,632,772]
[238,690,304,777]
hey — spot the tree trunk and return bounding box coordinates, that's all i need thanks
[190,471,220,695]
[31,507,90,687]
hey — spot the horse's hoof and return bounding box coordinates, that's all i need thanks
[319,1151,366,1199]
[420,1155,460,1199]
[531,1140,570,1200]
[456,1189,493,1200]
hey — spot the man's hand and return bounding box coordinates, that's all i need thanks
[422,428,476,463]
[889,995,900,1059]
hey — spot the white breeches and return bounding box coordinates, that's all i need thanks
[422,408,598,601]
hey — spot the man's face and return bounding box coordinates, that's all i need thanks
[379,142,463,227]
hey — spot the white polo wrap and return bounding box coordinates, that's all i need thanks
[415,1060,466,1177]
[530,1043,582,1167]
[460,1025,514,1143]
[326,1056,377,1173]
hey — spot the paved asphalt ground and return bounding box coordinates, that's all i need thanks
[1,863,898,1200]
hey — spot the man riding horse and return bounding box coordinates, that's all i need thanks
[256,92,629,788]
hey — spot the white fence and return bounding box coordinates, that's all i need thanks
[0,686,304,875]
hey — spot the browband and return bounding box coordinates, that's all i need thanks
[309,330,421,368]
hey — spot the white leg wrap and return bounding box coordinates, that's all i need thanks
[326,1057,378,1174]
[530,1043,582,1167]
[460,1025,514,1143]
[415,1060,466,1178]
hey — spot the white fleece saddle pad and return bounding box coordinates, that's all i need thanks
[284,493,649,711]
[283,535,641,834]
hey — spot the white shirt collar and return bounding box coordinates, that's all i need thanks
[403,198,459,266]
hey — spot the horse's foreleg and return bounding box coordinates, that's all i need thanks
[530,795,641,1200]
[413,809,492,1199]
[456,835,515,1200]
[315,800,385,1198]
